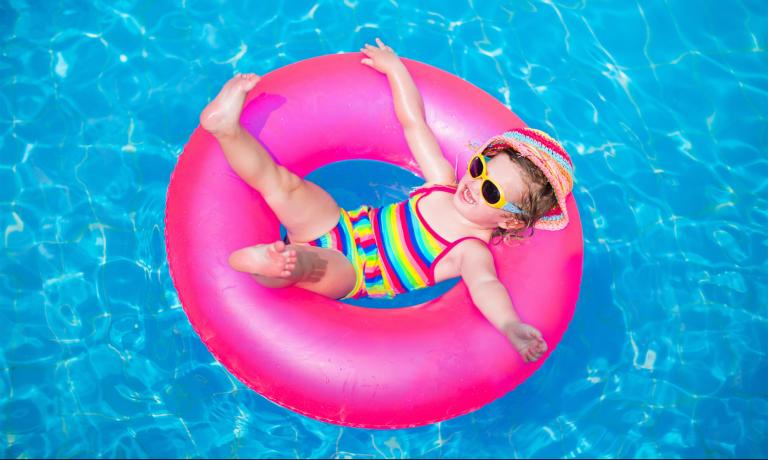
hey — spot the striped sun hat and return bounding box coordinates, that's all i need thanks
[476,127,575,231]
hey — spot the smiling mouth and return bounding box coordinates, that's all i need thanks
[461,184,476,205]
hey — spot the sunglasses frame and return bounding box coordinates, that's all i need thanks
[466,154,526,215]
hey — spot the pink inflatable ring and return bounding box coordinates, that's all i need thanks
[165,53,584,429]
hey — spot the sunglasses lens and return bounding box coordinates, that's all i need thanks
[469,156,484,178]
[481,180,502,205]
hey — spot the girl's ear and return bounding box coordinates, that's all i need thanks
[497,217,524,231]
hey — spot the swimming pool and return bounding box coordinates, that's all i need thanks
[1,0,766,457]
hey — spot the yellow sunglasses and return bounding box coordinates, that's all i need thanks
[466,154,525,214]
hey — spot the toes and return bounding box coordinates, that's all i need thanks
[281,249,297,263]
[234,73,259,89]
[272,240,286,252]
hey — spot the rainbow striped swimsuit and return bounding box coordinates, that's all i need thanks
[304,184,486,300]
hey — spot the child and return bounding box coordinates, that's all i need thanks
[199,38,574,363]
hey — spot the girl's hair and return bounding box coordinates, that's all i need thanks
[487,146,559,246]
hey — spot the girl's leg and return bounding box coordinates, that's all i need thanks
[201,74,357,298]
[200,73,342,243]
[228,241,357,300]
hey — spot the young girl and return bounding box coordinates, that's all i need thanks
[199,38,574,363]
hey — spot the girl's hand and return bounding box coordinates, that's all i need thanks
[504,321,548,363]
[360,38,404,75]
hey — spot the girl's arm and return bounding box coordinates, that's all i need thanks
[361,39,456,185]
[458,240,520,332]
[457,240,549,363]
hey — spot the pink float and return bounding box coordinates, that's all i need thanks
[165,53,584,428]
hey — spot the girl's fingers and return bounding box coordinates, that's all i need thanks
[376,38,393,51]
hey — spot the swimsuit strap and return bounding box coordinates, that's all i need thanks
[410,183,489,246]
[407,184,491,283]
[408,183,458,199]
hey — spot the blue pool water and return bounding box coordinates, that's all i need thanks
[2,0,766,457]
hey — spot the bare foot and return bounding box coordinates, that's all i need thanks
[505,322,548,363]
[200,73,260,137]
[228,240,298,278]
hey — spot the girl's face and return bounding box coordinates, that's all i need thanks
[452,154,529,230]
